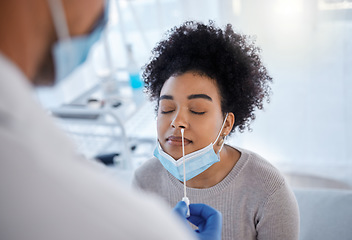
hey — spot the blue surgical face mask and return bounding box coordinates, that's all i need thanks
[154,113,229,182]
[48,0,109,83]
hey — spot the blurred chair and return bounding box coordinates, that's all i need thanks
[294,188,352,240]
[284,172,352,190]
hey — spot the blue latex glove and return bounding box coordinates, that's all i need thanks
[173,201,222,240]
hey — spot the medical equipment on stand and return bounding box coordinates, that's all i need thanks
[126,44,143,89]
[181,128,190,218]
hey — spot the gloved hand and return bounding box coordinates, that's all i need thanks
[173,201,222,240]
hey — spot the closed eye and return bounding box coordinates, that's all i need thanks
[190,110,205,115]
[161,110,174,114]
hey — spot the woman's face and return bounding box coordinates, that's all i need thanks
[157,71,226,160]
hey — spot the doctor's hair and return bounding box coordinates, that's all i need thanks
[143,20,272,133]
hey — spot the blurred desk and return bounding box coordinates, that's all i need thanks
[50,80,156,170]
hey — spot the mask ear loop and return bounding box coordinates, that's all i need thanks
[47,0,75,79]
[47,0,70,41]
[181,128,190,217]
[213,113,229,154]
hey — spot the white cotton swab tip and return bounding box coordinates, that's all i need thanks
[182,196,190,218]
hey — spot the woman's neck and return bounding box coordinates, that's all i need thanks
[185,145,241,189]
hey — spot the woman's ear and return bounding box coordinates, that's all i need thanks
[223,112,235,136]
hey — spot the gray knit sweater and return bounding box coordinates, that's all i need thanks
[132,147,300,240]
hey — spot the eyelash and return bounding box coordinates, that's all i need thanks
[191,110,205,115]
[160,110,205,115]
[161,110,174,114]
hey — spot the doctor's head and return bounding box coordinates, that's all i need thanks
[0,0,106,86]
[37,0,107,85]
[143,21,272,159]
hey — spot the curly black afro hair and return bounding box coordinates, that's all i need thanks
[143,20,272,133]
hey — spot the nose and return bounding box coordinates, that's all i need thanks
[171,110,188,129]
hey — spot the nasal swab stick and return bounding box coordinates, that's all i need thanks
[180,128,190,217]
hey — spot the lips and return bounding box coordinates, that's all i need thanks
[166,135,192,146]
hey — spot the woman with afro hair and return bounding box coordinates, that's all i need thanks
[132,21,299,240]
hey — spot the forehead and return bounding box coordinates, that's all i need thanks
[160,72,221,100]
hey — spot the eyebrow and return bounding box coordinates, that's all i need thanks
[188,94,213,101]
[159,94,213,101]
[159,95,173,100]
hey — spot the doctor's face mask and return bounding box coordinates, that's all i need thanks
[155,72,229,181]
[47,0,109,84]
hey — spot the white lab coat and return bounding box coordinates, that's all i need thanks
[0,53,196,240]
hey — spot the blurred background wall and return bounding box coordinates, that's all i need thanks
[37,0,352,188]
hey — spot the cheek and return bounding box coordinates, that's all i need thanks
[195,119,222,142]
[156,115,169,138]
